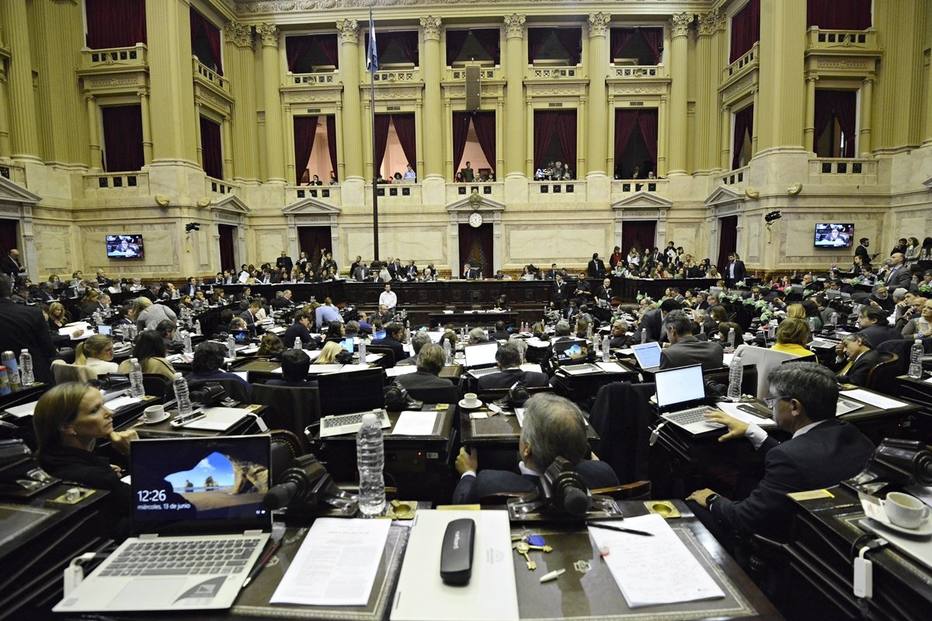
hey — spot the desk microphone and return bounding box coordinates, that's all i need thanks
[263,455,350,511]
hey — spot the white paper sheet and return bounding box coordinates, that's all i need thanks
[106,396,143,410]
[177,407,248,431]
[392,410,438,436]
[588,514,725,608]
[3,401,38,418]
[233,371,248,381]
[715,401,777,428]
[271,518,391,606]
[308,364,347,374]
[596,361,629,374]
[519,362,543,374]
[385,365,418,378]
[841,388,908,410]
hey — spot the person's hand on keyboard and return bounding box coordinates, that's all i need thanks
[704,410,748,443]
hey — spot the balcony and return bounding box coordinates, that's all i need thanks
[0,163,27,186]
[83,171,149,195]
[611,178,669,200]
[718,166,749,189]
[193,58,230,95]
[807,28,878,52]
[527,65,583,80]
[365,183,422,206]
[723,43,758,83]
[288,71,339,87]
[529,181,586,202]
[80,44,147,72]
[366,68,421,84]
[447,66,501,81]
[289,185,341,204]
[808,158,878,185]
[445,182,503,203]
[611,65,664,79]
[206,176,237,196]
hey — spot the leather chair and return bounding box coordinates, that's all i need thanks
[365,345,397,369]
[142,373,171,399]
[251,383,320,448]
[188,378,251,403]
[403,384,460,405]
[50,360,95,384]
[866,352,899,391]
[876,339,911,376]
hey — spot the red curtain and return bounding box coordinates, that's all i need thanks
[101,105,144,172]
[621,221,656,257]
[528,28,581,64]
[533,111,558,169]
[286,36,316,72]
[326,115,338,180]
[366,31,418,65]
[729,0,760,62]
[614,110,639,168]
[318,35,338,66]
[637,109,659,164]
[293,116,318,184]
[190,8,223,74]
[555,111,577,171]
[85,0,147,49]
[555,29,582,65]
[446,29,500,65]
[814,90,857,157]
[472,112,496,173]
[732,105,754,169]
[218,224,236,272]
[452,112,472,173]
[807,0,872,29]
[615,109,659,174]
[610,29,637,59]
[200,116,223,179]
[717,216,738,271]
[610,28,663,64]
[640,29,664,65]
[391,114,417,172]
[373,115,392,178]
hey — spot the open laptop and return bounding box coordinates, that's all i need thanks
[339,336,355,353]
[317,368,390,437]
[54,436,272,613]
[655,364,723,435]
[631,342,663,372]
[464,341,499,369]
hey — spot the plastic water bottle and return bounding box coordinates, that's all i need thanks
[356,411,386,517]
[128,358,144,397]
[443,339,452,364]
[358,338,367,361]
[767,320,777,341]
[908,335,924,379]
[172,372,194,417]
[183,332,193,354]
[294,336,302,350]
[808,317,818,334]
[593,333,601,354]
[727,352,744,400]
[602,338,611,362]
[641,328,647,344]
[92,311,102,326]
[194,320,202,336]
[830,312,839,328]
[18,349,33,386]
[725,327,737,353]
[227,334,237,358]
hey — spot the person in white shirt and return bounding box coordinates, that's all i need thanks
[379,283,398,310]
[403,165,416,183]
[75,334,120,377]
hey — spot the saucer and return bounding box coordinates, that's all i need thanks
[458,398,483,410]
[860,516,932,537]
[141,412,170,425]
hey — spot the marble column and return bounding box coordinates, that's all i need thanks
[757,0,807,152]
[503,14,526,177]
[695,11,719,173]
[859,77,873,156]
[138,89,153,165]
[257,24,285,183]
[337,19,363,181]
[223,117,234,178]
[586,13,610,177]
[85,95,102,170]
[668,12,691,175]
[226,21,259,182]
[0,0,40,160]
[0,61,11,158]
[803,76,817,152]
[420,16,443,180]
[926,48,932,145]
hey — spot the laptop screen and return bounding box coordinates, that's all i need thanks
[464,342,498,368]
[654,364,705,409]
[317,368,385,415]
[632,342,662,369]
[130,435,271,535]
[339,337,355,353]
[232,329,250,345]
[553,339,589,361]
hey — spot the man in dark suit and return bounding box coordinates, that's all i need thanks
[477,341,550,390]
[587,253,606,279]
[659,310,724,371]
[276,251,293,274]
[725,253,747,283]
[855,237,874,270]
[265,348,314,387]
[639,298,682,342]
[688,363,874,541]
[884,252,911,290]
[0,274,57,384]
[239,299,261,327]
[282,311,317,348]
[835,333,883,387]
[371,322,409,362]
[396,331,431,366]
[180,277,197,297]
[270,289,293,310]
[395,344,456,397]
[607,319,634,349]
[0,249,26,281]
[452,393,618,504]
[856,306,901,348]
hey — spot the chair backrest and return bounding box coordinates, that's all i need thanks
[866,352,899,391]
[703,364,758,397]
[733,345,798,399]
[404,384,460,405]
[50,360,95,385]
[251,383,321,442]
[366,345,397,369]
[188,378,251,403]
[477,385,552,405]
[876,339,912,376]
[142,373,171,399]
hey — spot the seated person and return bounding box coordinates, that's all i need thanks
[395,344,455,392]
[266,349,314,387]
[156,319,183,354]
[371,322,409,362]
[770,318,814,358]
[659,310,724,371]
[607,319,633,349]
[452,394,618,504]
[835,333,883,387]
[282,310,319,348]
[491,321,510,341]
[467,327,489,344]
[477,341,550,390]
[688,363,874,541]
[901,296,932,337]
[323,321,346,343]
[118,330,176,379]
[186,341,251,398]
[315,341,345,364]
[397,330,431,366]
[257,333,284,358]
[74,334,119,376]
[33,382,137,521]
[857,306,901,348]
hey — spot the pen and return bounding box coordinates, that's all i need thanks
[242,539,283,588]
[539,568,565,583]
[587,522,654,537]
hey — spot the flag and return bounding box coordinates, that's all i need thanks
[366,13,379,72]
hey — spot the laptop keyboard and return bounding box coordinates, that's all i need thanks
[667,406,715,426]
[320,409,390,437]
[322,412,366,428]
[99,538,262,577]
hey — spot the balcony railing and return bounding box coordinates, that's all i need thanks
[529,181,586,201]
[808,158,878,184]
[807,28,877,50]
[528,65,581,80]
[611,178,669,198]
[723,43,758,81]
[365,183,422,205]
[288,71,339,86]
[206,176,237,195]
[290,185,340,203]
[193,58,230,93]
[718,166,749,187]
[612,65,663,79]
[83,171,149,194]
[80,43,147,71]
[367,68,421,83]
[448,67,500,81]
[446,182,503,203]
[0,163,27,186]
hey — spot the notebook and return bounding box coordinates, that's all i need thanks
[631,342,662,371]
[655,364,722,435]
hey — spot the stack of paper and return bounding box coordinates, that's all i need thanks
[391,411,437,436]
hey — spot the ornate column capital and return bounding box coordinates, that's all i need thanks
[256,23,279,48]
[587,13,611,38]
[672,13,693,38]
[225,21,253,49]
[337,19,359,45]
[504,14,526,40]
[420,16,442,42]
[85,94,96,104]
[136,88,149,98]
[698,9,722,36]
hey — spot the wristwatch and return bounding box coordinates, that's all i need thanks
[706,493,720,510]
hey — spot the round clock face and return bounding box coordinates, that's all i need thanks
[468,212,483,228]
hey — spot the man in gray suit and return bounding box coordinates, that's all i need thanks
[660,310,724,371]
[884,252,912,290]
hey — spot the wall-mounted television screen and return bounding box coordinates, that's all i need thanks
[814,223,854,249]
[106,234,144,259]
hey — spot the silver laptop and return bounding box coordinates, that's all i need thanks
[655,364,723,435]
[464,341,498,369]
[632,341,663,371]
[54,436,272,613]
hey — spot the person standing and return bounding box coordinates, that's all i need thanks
[0,274,57,383]
[276,250,293,274]
[0,248,26,281]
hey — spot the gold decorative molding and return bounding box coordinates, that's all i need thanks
[587,13,611,38]
[256,23,279,48]
[420,16,442,42]
[672,12,692,38]
[225,21,253,48]
[336,18,359,44]
[503,14,526,40]
[698,9,723,36]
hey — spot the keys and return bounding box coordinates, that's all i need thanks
[514,541,536,570]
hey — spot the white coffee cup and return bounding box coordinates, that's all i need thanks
[884,492,931,529]
[142,404,165,422]
[462,392,480,408]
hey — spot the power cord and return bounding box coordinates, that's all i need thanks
[64,553,110,596]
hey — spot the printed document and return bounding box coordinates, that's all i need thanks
[391,410,438,436]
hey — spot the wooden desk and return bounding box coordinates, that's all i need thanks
[428,310,518,328]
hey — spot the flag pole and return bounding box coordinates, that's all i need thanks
[369,8,380,262]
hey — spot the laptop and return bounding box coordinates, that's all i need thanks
[464,342,498,369]
[317,368,390,437]
[654,364,723,435]
[553,338,589,364]
[54,436,272,613]
[339,336,355,354]
[631,342,662,372]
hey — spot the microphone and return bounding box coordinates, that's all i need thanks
[541,457,592,517]
[263,455,354,512]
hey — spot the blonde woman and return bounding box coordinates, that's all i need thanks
[75,334,119,376]
[315,341,344,364]
[117,330,176,380]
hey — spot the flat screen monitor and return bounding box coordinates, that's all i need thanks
[654,364,705,409]
[814,223,854,248]
[317,368,385,416]
[464,342,498,368]
[106,234,145,259]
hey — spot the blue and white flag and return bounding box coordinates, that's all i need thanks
[366,13,379,72]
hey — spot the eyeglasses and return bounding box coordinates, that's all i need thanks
[764,396,789,409]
